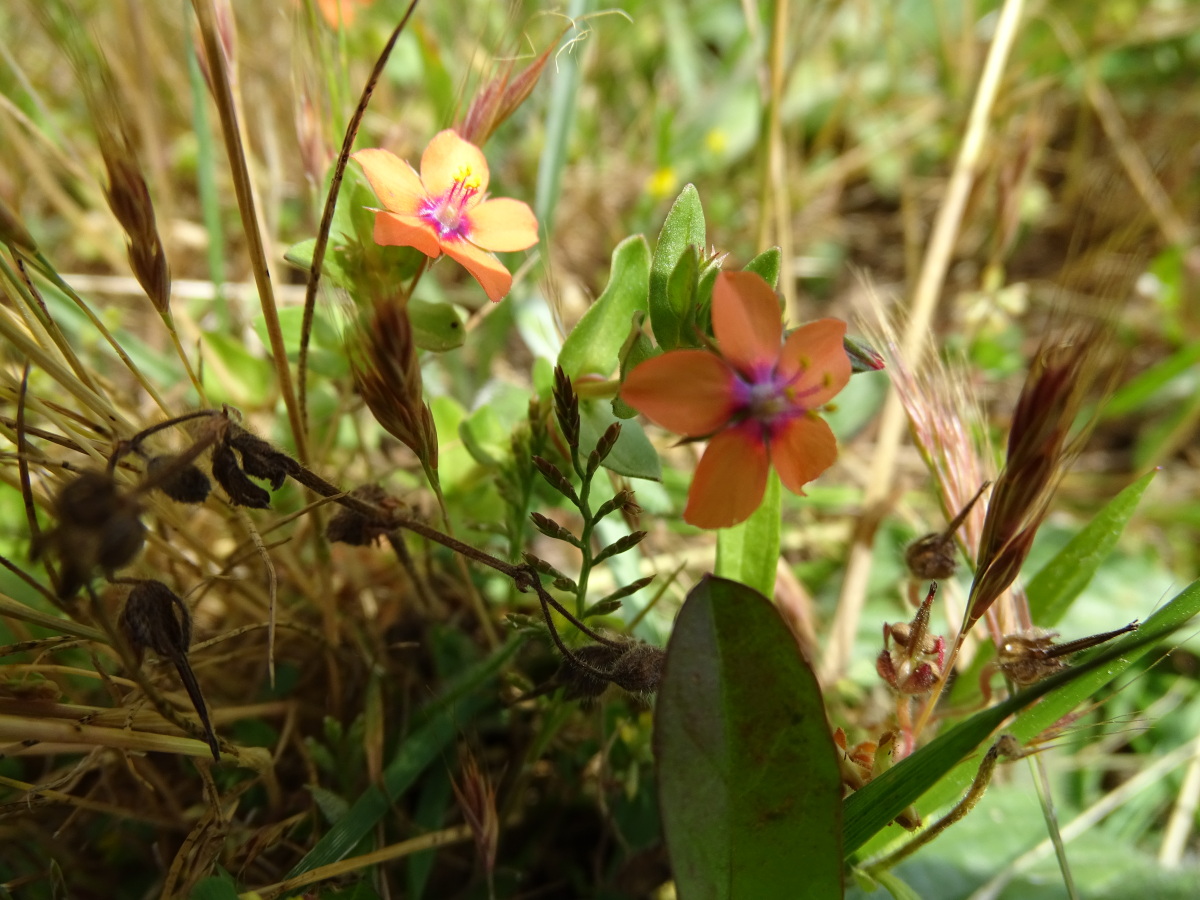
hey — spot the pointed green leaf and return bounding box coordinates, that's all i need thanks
[744,247,782,288]
[1026,469,1157,627]
[650,184,705,350]
[666,244,700,346]
[559,235,651,378]
[657,576,843,900]
[613,312,657,419]
[715,471,781,598]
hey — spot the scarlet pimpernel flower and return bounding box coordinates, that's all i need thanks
[352,130,538,302]
[621,271,851,529]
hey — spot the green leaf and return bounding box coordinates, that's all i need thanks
[189,870,239,900]
[657,576,843,900]
[580,400,661,480]
[666,244,700,346]
[282,237,352,288]
[286,640,521,879]
[650,184,705,350]
[715,471,781,598]
[200,331,272,407]
[409,298,466,352]
[869,870,923,900]
[743,247,782,288]
[1104,339,1200,419]
[1026,470,1157,627]
[407,766,453,900]
[843,578,1200,857]
[559,235,651,378]
[612,312,657,419]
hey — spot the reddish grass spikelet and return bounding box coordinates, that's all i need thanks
[451,746,499,884]
[350,299,439,478]
[458,36,562,146]
[967,313,1119,630]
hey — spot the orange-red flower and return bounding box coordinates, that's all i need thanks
[314,0,372,28]
[352,130,538,302]
[621,271,851,529]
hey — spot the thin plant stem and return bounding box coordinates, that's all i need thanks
[296,0,421,438]
[190,0,308,463]
[823,0,1027,686]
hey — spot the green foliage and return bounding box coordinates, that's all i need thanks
[657,576,844,899]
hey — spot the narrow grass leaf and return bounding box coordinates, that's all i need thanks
[1026,469,1156,626]
[558,235,651,378]
[189,870,239,900]
[657,575,842,900]
[843,578,1200,856]
[286,640,520,878]
[715,471,781,598]
[913,575,1200,822]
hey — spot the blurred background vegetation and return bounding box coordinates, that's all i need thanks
[0,0,1198,897]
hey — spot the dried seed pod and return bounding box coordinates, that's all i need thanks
[227,427,298,490]
[557,643,623,708]
[46,471,146,599]
[119,580,219,761]
[147,454,212,504]
[607,643,666,704]
[326,484,393,546]
[210,443,271,508]
[906,482,990,580]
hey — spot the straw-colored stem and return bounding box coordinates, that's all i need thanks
[822,0,1026,686]
[255,823,474,898]
[190,0,308,462]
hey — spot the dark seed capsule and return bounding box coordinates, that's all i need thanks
[211,444,271,508]
[53,471,122,528]
[148,455,212,504]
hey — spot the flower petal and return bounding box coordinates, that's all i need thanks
[621,351,737,436]
[441,240,512,302]
[771,414,838,496]
[712,271,784,374]
[466,198,539,251]
[372,211,441,257]
[684,423,770,529]
[778,319,851,408]
[420,130,489,200]
[352,148,426,215]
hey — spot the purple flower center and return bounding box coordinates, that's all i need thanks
[419,171,479,242]
[732,364,820,437]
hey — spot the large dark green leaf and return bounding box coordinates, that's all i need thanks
[656,576,842,899]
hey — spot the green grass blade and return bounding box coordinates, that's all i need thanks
[1026,469,1157,626]
[843,577,1200,856]
[285,639,520,879]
